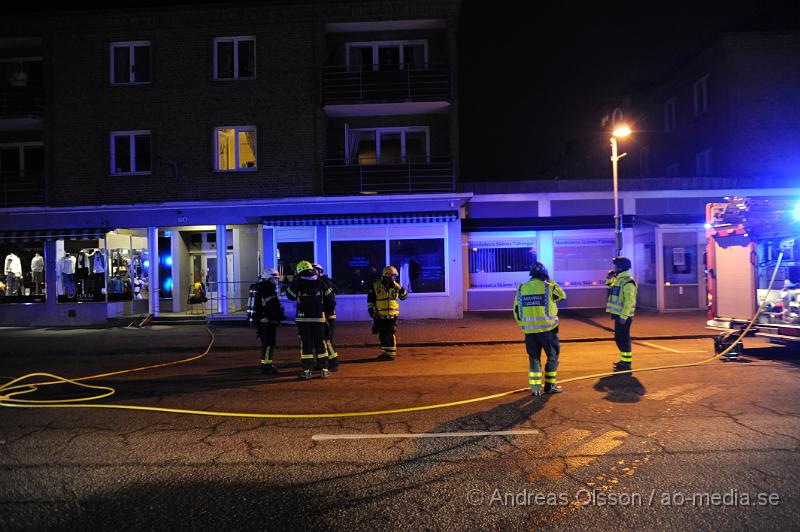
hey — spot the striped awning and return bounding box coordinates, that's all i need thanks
[261,211,458,227]
[0,228,109,242]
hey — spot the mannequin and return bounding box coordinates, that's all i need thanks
[132,275,145,300]
[75,249,90,294]
[4,251,22,296]
[91,249,106,297]
[31,252,44,295]
[60,252,77,296]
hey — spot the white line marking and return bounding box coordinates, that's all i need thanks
[311,430,540,441]
[637,341,706,353]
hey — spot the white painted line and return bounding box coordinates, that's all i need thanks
[312,429,540,441]
[638,341,706,354]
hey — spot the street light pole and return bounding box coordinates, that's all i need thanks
[609,125,630,256]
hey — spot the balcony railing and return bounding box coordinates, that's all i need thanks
[0,82,45,119]
[322,64,451,105]
[1,172,45,206]
[322,157,455,195]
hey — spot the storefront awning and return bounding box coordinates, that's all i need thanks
[261,211,458,226]
[0,228,108,242]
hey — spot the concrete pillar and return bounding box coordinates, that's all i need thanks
[216,224,228,315]
[147,226,159,317]
[261,226,276,272]
[314,225,328,272]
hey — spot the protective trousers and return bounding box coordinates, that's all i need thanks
[325,318,338,365]
[525,329,560,394]
[297,322,327,371]
[257,322,277,366]
[376,317,398,357]
[613,316,633,363]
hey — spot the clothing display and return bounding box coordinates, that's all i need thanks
[31,253,44,295]
[4,252,22,296]
[91,250,106,274]
[59,254,77,296]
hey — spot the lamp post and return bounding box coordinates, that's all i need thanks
[610,124,631,256]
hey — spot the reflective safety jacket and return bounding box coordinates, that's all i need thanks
[286,275,331,323]
[247,280,286,325]
[606,270,637,319]
[514,278,567,334]
[368,278,408,318]
[320,275,337,319]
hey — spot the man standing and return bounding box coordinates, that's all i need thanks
[287,261,333,380]
[514,262,567,396]
[367,265,408,360]
[313,263,339,372]
[606,256,638,371]
[247,268,286,374]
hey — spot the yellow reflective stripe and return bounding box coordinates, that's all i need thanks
[545,371,557,376]
[296,317,326,323]
[300,354,315,359]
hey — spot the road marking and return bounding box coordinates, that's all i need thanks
[528,430,629,481]
[668,385,722,405]
[311,429,540,441]
[637,341,706,353]
[645,383,702,400]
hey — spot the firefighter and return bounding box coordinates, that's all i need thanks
[367,265,408,360]
[286,260,333,379]
[606,256,638,371]
[246,268,286,374]
[514,262,567,396]
[313,263,339,372]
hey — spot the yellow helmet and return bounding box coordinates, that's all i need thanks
[382,265,399,278]
[296,260,314,275]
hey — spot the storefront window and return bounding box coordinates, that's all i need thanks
[56,239,108,303]
[663,234,699,285]
[390,238,444,293]
[331,240,385,294]
[553,237,615,288]
[468,238,537,289]
[277,241,314,292]
[108,248,132,301]
[1,241,46,303]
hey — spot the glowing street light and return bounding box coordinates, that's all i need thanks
[610,124,631,255]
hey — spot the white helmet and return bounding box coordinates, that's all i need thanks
[263,268,280,280]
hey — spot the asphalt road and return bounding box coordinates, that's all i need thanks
[1,328,799,531]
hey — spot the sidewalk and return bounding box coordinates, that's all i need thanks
[0,309,715,359]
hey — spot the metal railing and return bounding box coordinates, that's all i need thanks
[1,172,45,207]
[0,82,45,118]
[322,63,451,105]
[322,157,455,195]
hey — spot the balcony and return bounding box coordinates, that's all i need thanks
[1,172,45,206]
[322,64,451,115]
[0,82,44,119]
[322,157,455,195]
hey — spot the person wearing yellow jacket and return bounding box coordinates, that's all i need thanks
[606,256,638,371]
[368,266,408,360]
[514,262,567,396]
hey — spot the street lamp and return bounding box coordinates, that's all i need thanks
[610,124,631,256]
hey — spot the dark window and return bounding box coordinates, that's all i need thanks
[238,39,255,78]
[216,41,234,79]
[133,44,151,83]
[113,135,131,173]
[113,46,130,84]
[390,239,445,293]
[1,147,20,177]
[24,146,44,177]
[277,241,314,291]
[331,240,385,294]
[134,134,151,172]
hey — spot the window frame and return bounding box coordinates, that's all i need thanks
[213,36,256,81]
[695,148,712,176]
[346,126,430,164]
[663,97,676,132]
[109,130,152,176]
[214,125,258,172]
[692,74,709,116]
[345,39,429,72]
[109,41,151,85]
[0,142,44,177]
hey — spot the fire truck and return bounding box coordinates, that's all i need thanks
[705,196,800,350]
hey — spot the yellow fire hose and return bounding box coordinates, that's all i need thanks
[0,254,783,419]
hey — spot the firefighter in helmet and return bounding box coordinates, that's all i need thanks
[246,268,286,374]
[367,265,408,360]
[514,262,567,396]
[313,262,339,371]
[606,256,637,371]
[286,260,334,379]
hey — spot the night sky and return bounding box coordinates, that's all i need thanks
[457,0,800,181]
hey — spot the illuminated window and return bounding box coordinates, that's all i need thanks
[110,41,151,84]
[693,75,709,116]
[110,131,151,175]
[346,126,429,165]
[215,126,257,171]
[214,36,255,80]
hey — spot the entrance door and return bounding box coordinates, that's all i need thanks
[190,253,235,312]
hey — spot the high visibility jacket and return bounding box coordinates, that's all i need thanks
[368,278,408,318]
[247,280,285,324]
[606,270,637,319]
[514,278,566,334]
[286,276,330,323]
